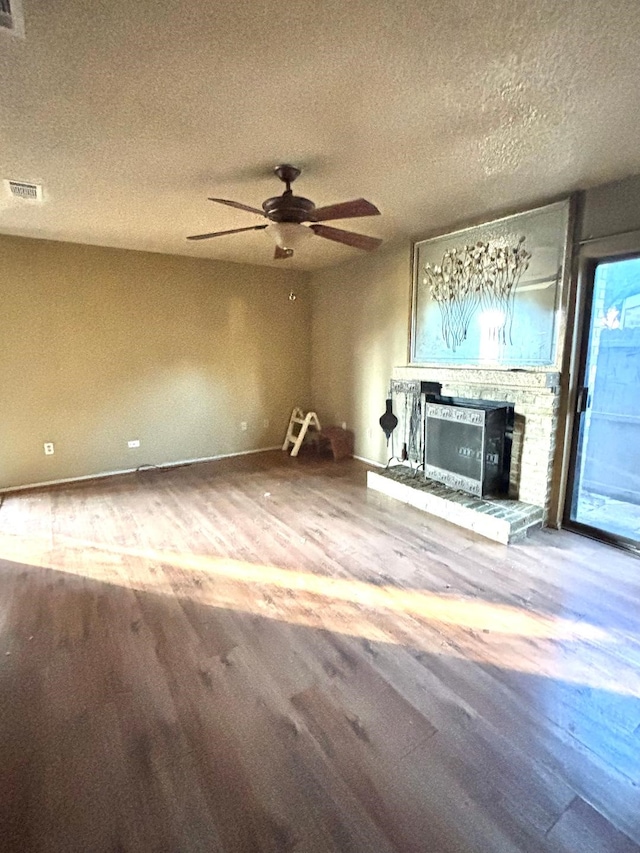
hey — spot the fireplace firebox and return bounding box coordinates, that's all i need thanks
[424,400,511,497]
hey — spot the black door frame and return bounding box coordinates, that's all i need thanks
[563,248,640,556]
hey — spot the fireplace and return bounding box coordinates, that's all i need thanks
[424,400,511,497]
[386,379,512,498]
[388,367,561,512]
[370,369,558,542]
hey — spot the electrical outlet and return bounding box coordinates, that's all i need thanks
[43,442,54,456]
[240,421,248,432]
[128,439,140,448]
[341,421,347,430]
[263,418,270,429]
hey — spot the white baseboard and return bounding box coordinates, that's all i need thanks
[0,446,282,495]
[353,454,385,468]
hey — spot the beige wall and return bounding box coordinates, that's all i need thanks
[0,235,310,489]
[310,241,411,464]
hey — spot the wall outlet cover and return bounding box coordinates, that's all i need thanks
[128,439,140,448]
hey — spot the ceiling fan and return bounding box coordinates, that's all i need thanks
[187,164,382,259]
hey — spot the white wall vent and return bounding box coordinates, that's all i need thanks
[0,0,25,38]
[4,180,43,202]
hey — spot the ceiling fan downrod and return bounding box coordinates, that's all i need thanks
[274,164,301,194]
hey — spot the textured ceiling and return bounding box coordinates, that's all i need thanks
[1,0,640,270]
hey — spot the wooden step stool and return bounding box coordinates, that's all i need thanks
[282,408,321,457]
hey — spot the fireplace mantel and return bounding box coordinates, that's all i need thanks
[394,366,560,390]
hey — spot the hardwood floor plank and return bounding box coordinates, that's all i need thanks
[547,795,640,852]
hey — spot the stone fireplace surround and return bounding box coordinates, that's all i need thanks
[389,365,561,516]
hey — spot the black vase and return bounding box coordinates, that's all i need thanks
[379,399,398,440]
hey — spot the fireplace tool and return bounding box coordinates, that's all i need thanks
[380,380,424,473]
[379,396,398,468]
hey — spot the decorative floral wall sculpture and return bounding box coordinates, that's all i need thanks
[424,237,532,351]
[411,200,571,367]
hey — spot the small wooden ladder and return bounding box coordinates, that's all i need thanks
[282,408,321,457]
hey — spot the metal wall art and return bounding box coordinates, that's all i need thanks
[424,237,531,350]
[411,199,571,367]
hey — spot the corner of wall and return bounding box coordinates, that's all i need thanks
[308,241,412,465]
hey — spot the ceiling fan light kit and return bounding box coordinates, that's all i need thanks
[266,222,314,251]
[188,165,382,260]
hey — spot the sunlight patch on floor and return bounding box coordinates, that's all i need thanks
[0,531,636,697]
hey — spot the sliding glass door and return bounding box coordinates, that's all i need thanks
[566,254,640,552]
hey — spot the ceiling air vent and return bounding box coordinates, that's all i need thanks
[0,0,25,37]
[4,180,43,202]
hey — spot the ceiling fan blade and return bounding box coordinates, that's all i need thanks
[274,246,294,260]
[309,198,380,222]
[309,223,382,251]
[208,198,265,216]
[187,224,268,241]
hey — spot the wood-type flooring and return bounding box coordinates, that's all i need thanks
[0,450,638,852]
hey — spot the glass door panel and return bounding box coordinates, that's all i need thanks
[568,255,640,549]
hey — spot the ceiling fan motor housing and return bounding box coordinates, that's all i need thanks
[262,193,315,223]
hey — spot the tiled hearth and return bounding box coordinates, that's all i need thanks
[368,466,544,544]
